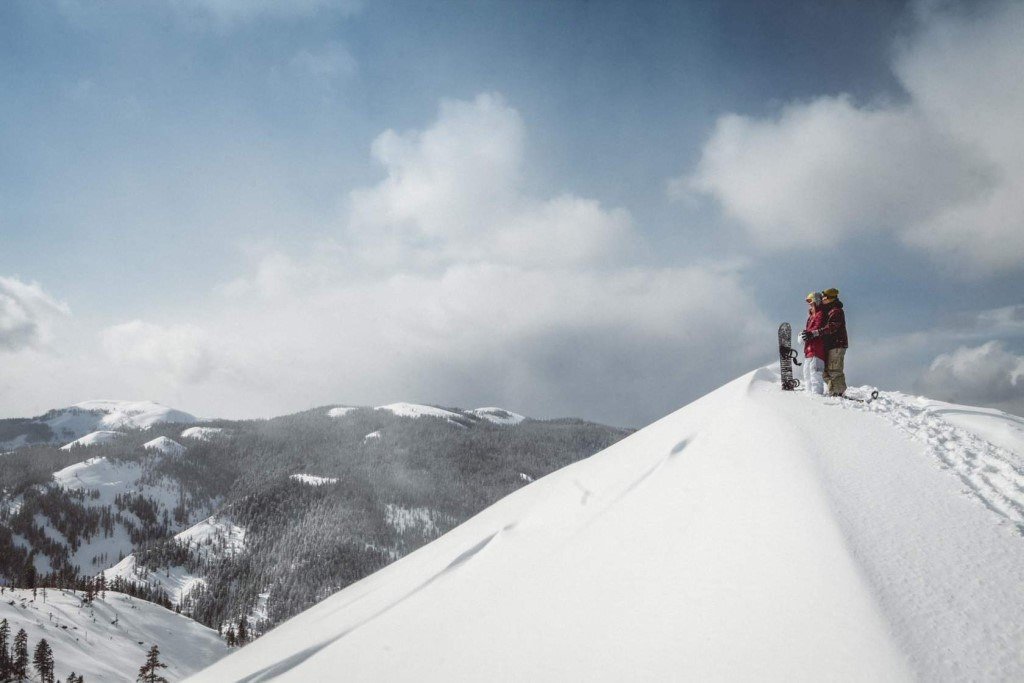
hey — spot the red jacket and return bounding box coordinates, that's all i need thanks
[821,301,849,349]
[804,308,827,359]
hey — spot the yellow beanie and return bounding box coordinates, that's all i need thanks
[805,291,821,303]
[822,288,839,298]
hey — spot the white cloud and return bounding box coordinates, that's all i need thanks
[0,276,70,352]
[101,320,218,385]
[677,0,1024,271]
[347,93,634,269]
[103,93,769,425]
[917,341,1024,406]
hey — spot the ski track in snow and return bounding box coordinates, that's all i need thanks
[822,387,1024,533]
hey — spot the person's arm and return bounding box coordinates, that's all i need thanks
[820,308,845,336]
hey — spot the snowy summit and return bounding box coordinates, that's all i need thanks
[143,436,186,456]
[189,367,1024,682]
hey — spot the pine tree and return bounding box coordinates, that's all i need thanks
[13,628,29,681]
[0,618,11,680]
[236,616,248,645]
[225,626,236,647]
[137,644,168,683]
[32,638,55,683]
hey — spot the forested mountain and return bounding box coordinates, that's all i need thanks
[0,401,631,641]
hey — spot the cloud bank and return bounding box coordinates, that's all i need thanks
[917,341,1024,407]
[0,276,70,352]
[94,93,769,425]
[677,0,1024,271]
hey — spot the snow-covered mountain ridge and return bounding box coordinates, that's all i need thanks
[189,366,1024,682]
[1,400,198,451]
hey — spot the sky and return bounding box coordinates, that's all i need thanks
[2,0,1023,427]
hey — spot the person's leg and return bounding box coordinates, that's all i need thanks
[807,356,825,395]
[827,348,847,396]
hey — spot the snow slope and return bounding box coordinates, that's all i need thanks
[71,400,198,430]
[143,436,186,456]
[59,430,121,450]
[105,516,246,606]
[467,407,526,425]
[189,367,1024,682]
[181,426,224,440]
[0,588,228,682]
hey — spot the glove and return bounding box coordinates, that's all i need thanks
[799,331,810,342]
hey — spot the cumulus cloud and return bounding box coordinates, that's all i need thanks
[0,276,70,352]
[347,93,635,269]
[917,341,1024,406]
[115,93,769,425]
[101,320,218,385]
[677,0,1024,271]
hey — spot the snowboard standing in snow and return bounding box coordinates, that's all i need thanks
[778,322,801,391]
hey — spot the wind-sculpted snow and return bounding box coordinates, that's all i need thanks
[189,367,1024,682]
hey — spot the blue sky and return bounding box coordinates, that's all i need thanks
[2,0,1023,425]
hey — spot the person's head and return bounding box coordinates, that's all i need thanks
[806,291,822,310]
[822,287,839,305]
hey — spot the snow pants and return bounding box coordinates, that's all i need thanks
[825,347,847,396]
[803,355,825,396]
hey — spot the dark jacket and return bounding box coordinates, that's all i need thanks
[821,300,849,349]
[803,307,827,359]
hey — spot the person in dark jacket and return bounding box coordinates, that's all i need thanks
[818,287,848,396]
[799,291,827,395]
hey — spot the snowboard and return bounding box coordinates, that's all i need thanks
[778,322,801,391]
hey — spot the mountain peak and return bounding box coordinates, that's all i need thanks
[188,366,1024,682]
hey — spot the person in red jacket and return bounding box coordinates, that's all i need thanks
[818,287,848,396]
[799,291,827,395]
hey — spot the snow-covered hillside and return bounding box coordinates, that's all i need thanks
[188,367,1024,682]
[105,516,246,607]
[59,430,121,450]
[0,588,228,681]
[1,400,198,451]
[327,401,528,426]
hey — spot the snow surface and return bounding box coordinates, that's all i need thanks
[181,426,223,441]
[364,430,381,441]
[189,367,1024,682]
[289,474,339,486]
[59,430,121,450]
[326,406,356,418]
[0,588,228,682]
[104,516,246,607]
[51,456,206,571]
[375,402,463,422]
[71,400,198,430]
[143,436,186,456]
[468,407,527,425]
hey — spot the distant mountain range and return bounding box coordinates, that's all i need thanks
[0,398,631,667]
